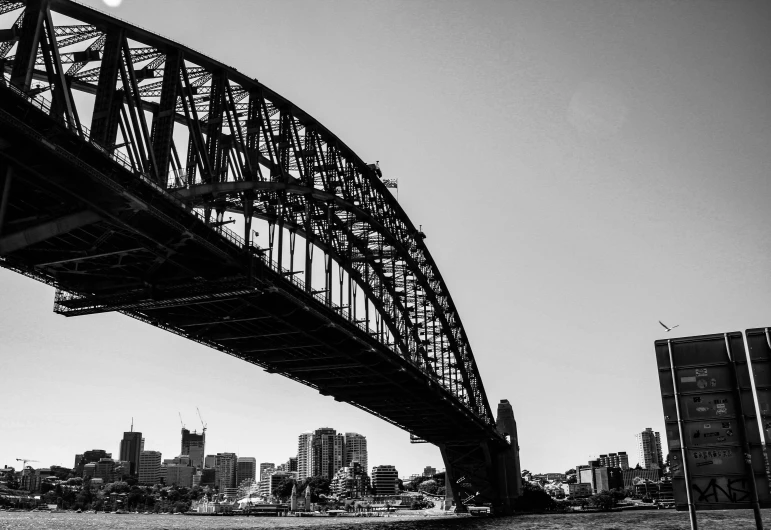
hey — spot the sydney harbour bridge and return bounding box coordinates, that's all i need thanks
[0,0,521,512]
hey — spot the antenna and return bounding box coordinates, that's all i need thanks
[197,407,207,433]
[131,417,133,432]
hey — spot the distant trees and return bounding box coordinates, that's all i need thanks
[417,479,438,494]
[298,476,331,502]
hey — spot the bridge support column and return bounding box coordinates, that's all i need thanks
[438,399,522,516]
[490,399,522,515]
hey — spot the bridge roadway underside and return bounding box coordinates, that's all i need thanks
[0,87,514,510]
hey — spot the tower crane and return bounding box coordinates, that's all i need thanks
[179,412,185,430]
[15,458,38,469]
[196,407,207,433]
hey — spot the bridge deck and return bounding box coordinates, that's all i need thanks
[0,83,499,446]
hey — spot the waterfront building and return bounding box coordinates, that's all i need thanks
[371,465,398,495]
[423,466,437,477]
[181,428,205,469]
[312,428,344,479]
[344,432,368,472]
[598,452,629,470]
[215,453,237,490]
[119,429,143,475]
[636,428,664,469]
[237,457,256,486]
[331,462,369,498]
[138,450,162,485]
[297,432,313,480]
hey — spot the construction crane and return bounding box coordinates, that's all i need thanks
[16,458,38,469]
[196,407,207,433]
[179,412,185,430]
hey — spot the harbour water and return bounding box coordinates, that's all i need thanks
[1,510,770,530]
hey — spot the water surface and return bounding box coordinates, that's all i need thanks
[1,510,769,530]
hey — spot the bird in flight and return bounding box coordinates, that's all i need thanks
[659,321,680,332]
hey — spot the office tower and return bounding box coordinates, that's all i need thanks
[215,453,237,490]
[237,457,256,486]
[311,428,344,479]
[344,432,368,473]
[138,451,162,486]
[423,466,436,477]
[288,456,298,472]
[371,465,398,495]
[297,432,313,480]
[636,428,664,469]
[181,428,205,469]
[204,455,216,469]
[598,452,629,470]
[119,428,143,475]
[166,463,194,487]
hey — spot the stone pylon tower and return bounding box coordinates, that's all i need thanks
[494,399,522,512]
[440,398,522,515]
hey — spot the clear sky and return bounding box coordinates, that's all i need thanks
[1,0,770,477]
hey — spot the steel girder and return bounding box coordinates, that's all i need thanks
[0,0,495,427]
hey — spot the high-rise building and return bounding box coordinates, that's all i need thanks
[598,452,629,470]
[181,428,205,469]
[237,457,256,487]
[204,455,216,469]
[371,465,398,495]
[259,462,275,481]
[297,432,313,481]
[119,429,143,476]
[636,428,663,469]
[344,432,368,473]
[423,466,437,477]
[311,428,344,479]
[138,451,162,486]
[215,453,237,491]
[288,456,298,472]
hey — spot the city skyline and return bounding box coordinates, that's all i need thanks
[2,0,770,476]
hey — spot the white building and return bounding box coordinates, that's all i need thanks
[297,432,313,481]
[371,465,398,495]
[344,432,368,472]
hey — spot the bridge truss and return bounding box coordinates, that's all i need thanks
[0,0,519,512]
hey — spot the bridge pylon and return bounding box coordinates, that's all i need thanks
[440,399,521,515]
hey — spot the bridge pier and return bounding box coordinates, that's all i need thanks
[439,399,521,515]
